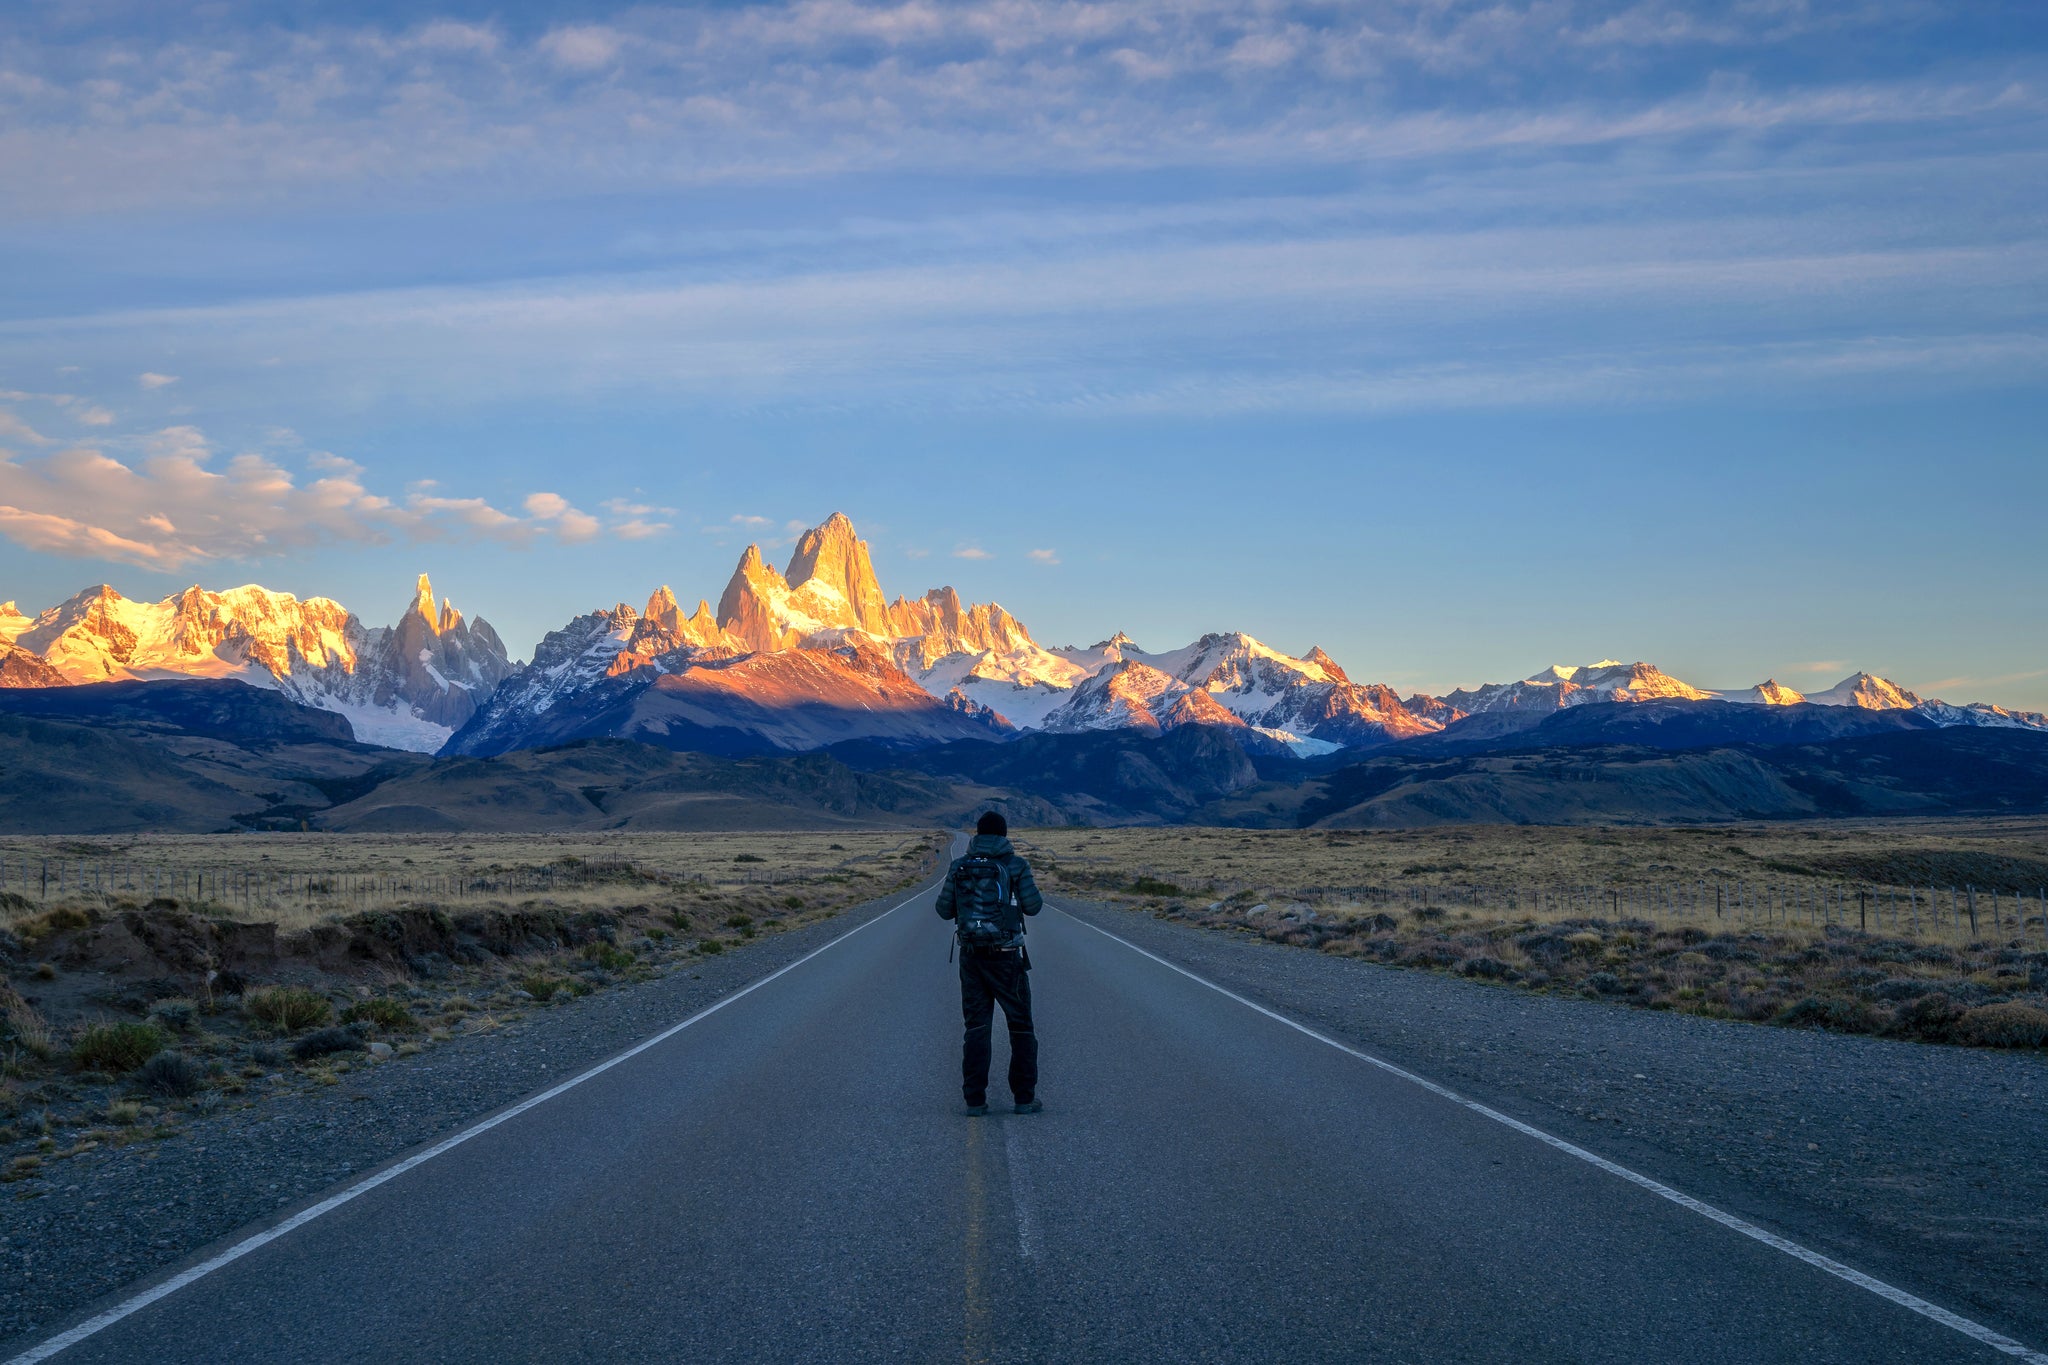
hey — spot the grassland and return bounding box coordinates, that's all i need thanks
[0,830,944,1166]
[1018,819,2048,1048]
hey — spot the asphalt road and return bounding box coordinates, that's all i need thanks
[10,843,2040,1364]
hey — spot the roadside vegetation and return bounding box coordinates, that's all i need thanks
[1021,820,2048,1050]
[0,831,943,1178]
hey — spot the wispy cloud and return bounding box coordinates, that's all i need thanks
[137,373,178,390]
[1786,660,1850,674]
[0,3,2027,217]
[953,545,993,560]
[1027,548,1060,565]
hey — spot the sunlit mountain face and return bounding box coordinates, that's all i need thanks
[0,575,512,750]
[1,513,2042,755]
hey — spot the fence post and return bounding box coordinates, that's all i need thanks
[1965,886,1976,936]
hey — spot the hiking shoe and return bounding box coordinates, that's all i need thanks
[965,1103,988,1117]
[1013,1099,1043,1115]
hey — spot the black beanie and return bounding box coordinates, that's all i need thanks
[976,811,1008,837]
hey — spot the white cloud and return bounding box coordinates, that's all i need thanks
[1027,548,1060,565]
[137,373,178,389]
[0,410,54,447]
[75,406,114,426]
[538,25,624,71]
[953,545,993,560]
[0,427,660,569]
[602,497,677,517]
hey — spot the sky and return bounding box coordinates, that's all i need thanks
[0,0,2043,707]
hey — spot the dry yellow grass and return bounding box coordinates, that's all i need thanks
[0,830,938,935]
[1016,820,2048,1047]
[1018,818,2048,946]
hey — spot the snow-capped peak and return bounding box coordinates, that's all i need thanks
[1807,672,1921,710]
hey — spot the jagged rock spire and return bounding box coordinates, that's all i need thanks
[784,512,890,634]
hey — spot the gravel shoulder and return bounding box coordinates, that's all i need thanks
[1051,894,2048,1341]
[1,873,940,1348]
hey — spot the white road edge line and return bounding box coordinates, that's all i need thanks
[6,885,935,1365]
[1056,904,2048,1364]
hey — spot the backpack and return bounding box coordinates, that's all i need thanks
[951,854,1019,950]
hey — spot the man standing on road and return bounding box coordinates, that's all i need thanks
[936,811,1044,1117]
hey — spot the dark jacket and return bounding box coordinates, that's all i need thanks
[936,834,1043,948]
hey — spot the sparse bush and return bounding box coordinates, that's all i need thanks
[146,998,200,1033]
[71,1021,166,1073]
[581,942,636,972]
[1954,1002,2048,1048]
[1459,956,1517,981]
[1890,991,1964,1040]
[1777,997,1879,1034]
[517,971,566,1002]
[244,986,333,1033]
[1129,876,1182,897]
[1565,932,1605,957]
[339,998,417,1031]
[780,895,803,910]
[733,853,767,864]
[697,937,726,955]
[135,1051,206,1099]
[291,1026,367,1061]
[1583,971,1625,995]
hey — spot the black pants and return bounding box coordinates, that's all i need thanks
[959,949,1037,1105]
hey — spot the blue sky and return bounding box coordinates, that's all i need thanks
[0,0,2043,706]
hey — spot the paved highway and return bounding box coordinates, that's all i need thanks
[8,842,2040,1363]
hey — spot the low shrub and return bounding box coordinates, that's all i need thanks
[697,937,726,955]
[1459,956,1517,981]
[244,986,333,1033]
[1129,876,1182,897]
[1583,971,1625,995]
[1954,1002,2048,1048]
[581,942,636,972]
[339,998,417,1032]
[1777,997,1879,1034]
[517,972,566,1002]
[71,1021,166,1073]
[135,1050,206,1098]
[146,998,200,1033]
[290,1026,367,1061]
[1890,991,1964,1040]
[733,853,767,864]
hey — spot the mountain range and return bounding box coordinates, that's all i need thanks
[1,511,2042,763]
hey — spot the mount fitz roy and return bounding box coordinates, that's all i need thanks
[0,511,2041,757]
